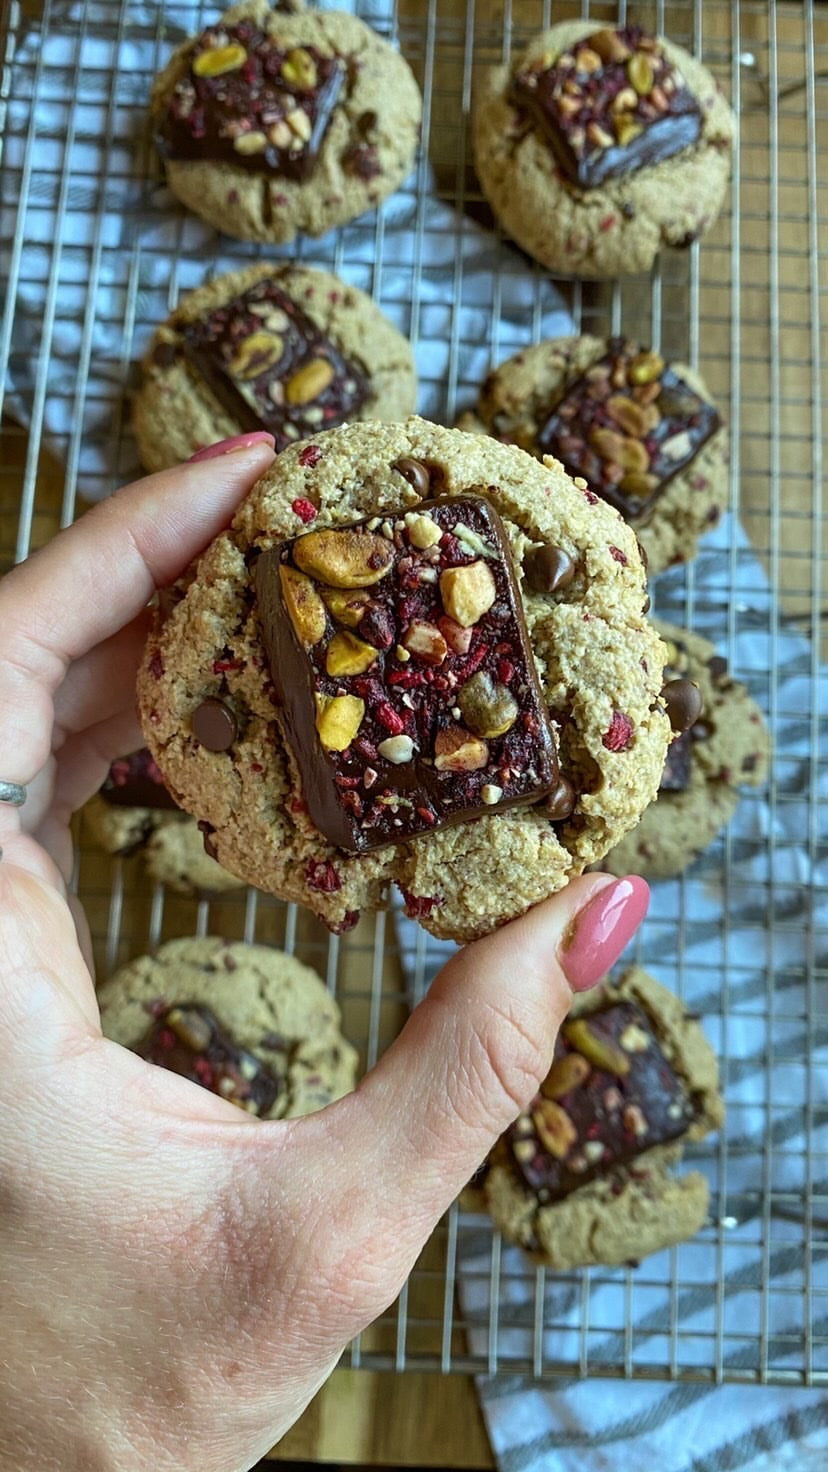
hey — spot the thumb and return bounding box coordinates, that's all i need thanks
[336,873,648,1253]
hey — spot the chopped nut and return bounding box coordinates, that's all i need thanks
[378,734,415,764]
[433,726,489,772]
[661,429,693,461]
[192,42,247,76]
[404,511,443,549]
[268,119,294,149]
[403,620,448,666]
[395,644,410,663]
[233,130,269,156]
[603,1087,623,1112]
[589,426,625,462]
[628,350,665,386]
[166,1006,212,1051]
[294,529,394,588]
[439,559,496,628]
[590,28,630,64]
[628,51,654,94]
[437,616,473,655]
[279,564,327,648]
[533,1098,577,1159]
[587,120,614,149]
[615,117,643,147]
[619,1022,651,1052]
[563,1019,631,1075]
[285,358,335,405]
[228,329,284,380]
[605,395,646,437]
[286,107,312,142]
[623,1103,648,1138]
[575,46,602,74]
[584,1140,605,1164]
[541,1051,591,1099]
[611,85,638,113]
[620,470,660,497]
[512,1138,536,1164]
[325,630,378,677]
[321,586,370,627]
[481,783,503,805]
[616,437,650,474]
[281,47,317,89]
[315,693,365,751]
[457,670,519,738]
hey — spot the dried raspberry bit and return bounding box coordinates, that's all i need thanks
[212,655,243,674]
[599,213,617,232]
[376,703,405,736]
[582,488,599,506]
[400,889,444,919]
[149,651,164,679]
[289,797,308,814]
[292,497,318,524]
[330,909,360,934]
[299,444,323,468]
[305,859,342,893]
[609,545,628,566]
[602,711,634,752]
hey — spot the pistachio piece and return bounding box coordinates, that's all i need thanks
[294,529,394,588]
[233,130,268,156]
[192,42,247,76]
[611,85,638,113]
[285,358,335,405]
[439,559,496,627]
[166,1005,212,1052]
[279,564,327,648]
[589,426,625,462]
[590,27,630,64]
[619,470,660,497]
[628,350,664,385]
[433,726,489,772]
[325,630,378,677]
[315,693,365,751]
[280,46,317,89]
[402,620,447,666]
[321,585,370,627]
[541,1051,591,1099]
[286,107,312,142]
[457,670,519,739]
[628,51,654,94]
[605,395,646,438]
[616,437,650,474]
[228,330,284,380]
[563,1019,631,1076]
[615,117,643,147]
[587,120,614,149]
[532,1098,578,1159]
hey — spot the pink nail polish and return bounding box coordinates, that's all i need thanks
[188,432,275,462]
[560,876,650,992]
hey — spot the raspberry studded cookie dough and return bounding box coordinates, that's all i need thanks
[137,417,671,944]
[98,938,358,1119]
[459,336,728,575]
[604,621,770,880]
[84,749,246,896]
[151,0,422,243]
[484,966,724,1269]
[473,22,734,279]
[133,263,417,472]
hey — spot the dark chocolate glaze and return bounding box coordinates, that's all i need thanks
[256,494,560,853]
[139,1003,281,1116]
[100,749,179,810]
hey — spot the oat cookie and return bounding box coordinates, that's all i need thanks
[134,263,417,471]
[137,417,671,944]
[84,749,245,896]
[483,966,724,1269]
[604,621,770,879]
[473,22,734,279]
[151,0,422,243]
[458,335,728,574]
[98,937,358,1119]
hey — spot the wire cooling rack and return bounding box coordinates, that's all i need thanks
[2,0,827,1390]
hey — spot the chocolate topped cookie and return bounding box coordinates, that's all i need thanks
[458,335,729,574]
[603,621,770,879]
[150,0,422,242]
[98,938,359,1120]
[137,416,671,943]
[473,21,734,279]
[134,263,416,472]
[484,966,724,1269]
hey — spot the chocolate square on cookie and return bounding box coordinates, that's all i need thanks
[176,277,369,451]
[140,1003,281,1116]
[507,999,696,1204]
[511,26,702,190]
[536,338,722,523]
[157,22,344,181]
[100,749,178,811]
[256,494,560,852]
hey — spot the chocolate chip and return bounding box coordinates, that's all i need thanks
[198,820,219,860]
[707,655,728,680]
[662,677,703,735]
[152,340,178,369]
[642,593,651,613]
[544,774,576,821]
[524,545,576,594]
[393,457,432,497]
[192,697,237,752]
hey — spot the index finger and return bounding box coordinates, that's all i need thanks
[0,440,275,791]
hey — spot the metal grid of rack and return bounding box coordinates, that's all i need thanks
[1,0,827,1388]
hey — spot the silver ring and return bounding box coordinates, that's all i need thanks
[0,781,26,807]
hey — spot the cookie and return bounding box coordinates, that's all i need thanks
[603,621,770,879]
[483,966,724,1269]
[473,22,734,279]
[151,0,422,244]
[84,749,246,896]
[133,263,417,472]
[458,335,728,574]
[137,416,671,944]
[98,937,358,1118]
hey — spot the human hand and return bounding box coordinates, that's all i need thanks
[0,438,649,1472]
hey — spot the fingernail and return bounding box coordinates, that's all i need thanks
[188,432,275,462]
[560,876,650,992]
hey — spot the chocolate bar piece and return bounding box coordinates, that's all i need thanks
[100,749,178,811]
[660,729,693,792]
[511,25,702,190]
[140,1003,280,1116]
[157,21,345,182]
[507,1000,695,1203]
[256,493,560,852]
[536,338,721,523]
[177,278,369,451]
